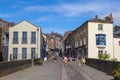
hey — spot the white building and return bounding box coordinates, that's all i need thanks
[87,15,120,60]
[65,14,118,60]
[113,38,120,61]
[88,17,114,59]
[8,20,42,61]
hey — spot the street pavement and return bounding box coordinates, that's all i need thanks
[0,58,114,80]
[69,61,114,80]
[0,60,62,80]
[65,64,86,80]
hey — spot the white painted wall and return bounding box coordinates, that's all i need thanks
[88,22,113,59]
[113,38,120,61]
[8,20,42,61]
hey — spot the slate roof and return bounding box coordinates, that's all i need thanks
[88,16,113,23]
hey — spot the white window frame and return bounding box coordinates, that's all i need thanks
[98,24,103,31]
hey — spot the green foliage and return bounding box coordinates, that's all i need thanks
[37,59,44,64]
[113,64,120,78]
[98,52,110,60]
[98,53,103,59]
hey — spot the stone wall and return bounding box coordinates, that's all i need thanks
[0,59,32,77]
[86,58,120,75]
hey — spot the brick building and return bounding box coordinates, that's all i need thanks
[0,18,15,61]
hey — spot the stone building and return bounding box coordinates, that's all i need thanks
[47,32,62,53]
[62,31,72,52]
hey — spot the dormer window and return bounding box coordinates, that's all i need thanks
[98,24,103,31]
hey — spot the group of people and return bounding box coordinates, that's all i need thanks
[48,52,86,66]
[62,56,86,66]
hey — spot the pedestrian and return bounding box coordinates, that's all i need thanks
[78,54,81,66]
[63,56,68,65]
[44,56,47,62]
[82,56,86,65]
[54,54,58,63]
[78,57,82,66]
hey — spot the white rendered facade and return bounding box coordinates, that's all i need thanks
[88,22,114,59]
[8,20,42,61]
[113,38,120,61]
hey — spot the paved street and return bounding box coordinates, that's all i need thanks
[69,61,114,80]
[65,64,86,80]
[0,59,113,80]
[0,59,92,80]
[0,60,62,80]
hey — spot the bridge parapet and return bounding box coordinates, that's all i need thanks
[0,59,32,77]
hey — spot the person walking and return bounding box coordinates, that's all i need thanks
[78,54,81,66]
[63,56,68,65]
[82,56,86,65]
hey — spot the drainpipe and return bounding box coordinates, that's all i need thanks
[37,27,39,58]
[113,37,114,59]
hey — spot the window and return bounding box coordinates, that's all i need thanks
[22,48,27,59]
[96,34,106,45]
[13,32,18,44]
[13,48,18,60]
[31,32,36,44]
[84,28,86,32]
[98,50,103,54]
[22,32,27,44]
[98,24,103,30]
[0,22,3,27]
[31,48,36,58]
[84,38,86,45]
[80,39,82,46]
[75,42,76,47]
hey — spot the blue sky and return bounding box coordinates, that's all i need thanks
[0,0,120,35]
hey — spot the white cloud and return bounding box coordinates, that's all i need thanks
[0,14,10,18]
[35,16,56,22]
[25,5,53,12]
[25,1,120,25]
[54,2,109,17]
[25,1,115,17]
